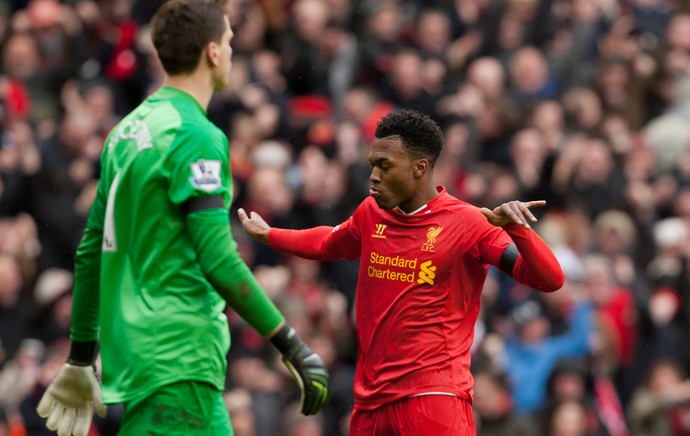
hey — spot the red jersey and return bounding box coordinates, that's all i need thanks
[269,186,563,410]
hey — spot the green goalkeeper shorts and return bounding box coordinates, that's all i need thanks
[118,380,233,436]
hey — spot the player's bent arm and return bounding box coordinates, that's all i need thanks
[186,206,330,415]
[186,207,285,335]
[499,223,565,292]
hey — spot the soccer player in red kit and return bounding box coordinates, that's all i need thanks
[238,109,565,435]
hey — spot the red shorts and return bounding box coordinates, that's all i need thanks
[350,395,475,436]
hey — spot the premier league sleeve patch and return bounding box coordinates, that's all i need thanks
[189,159,222,192]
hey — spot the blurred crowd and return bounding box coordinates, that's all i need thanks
[2,0,690,435]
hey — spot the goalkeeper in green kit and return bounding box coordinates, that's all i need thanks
[35,1,329,435]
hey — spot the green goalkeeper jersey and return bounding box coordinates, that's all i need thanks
[70,86,278,405]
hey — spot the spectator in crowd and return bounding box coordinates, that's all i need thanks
[583,254,638,371]
[542,398,591,436]
[502,296,593,415]
[357,3,405,86]
[29,268,72,347]
[628,358,690,436]
[634,286,690,384]
[473,366,539,436]
[590,209,648,299]
[0,338,44,411]
[0,254,29,360]
[508,46,560,108]
[543,359,615,435]
[223,388,256,436]
[466,56,507,101]
[508,127,551,202]
[381,48,438,115]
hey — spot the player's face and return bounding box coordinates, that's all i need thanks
[212,16,233,91]
[368,137,419,210]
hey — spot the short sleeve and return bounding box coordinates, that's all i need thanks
[164,127,231,207]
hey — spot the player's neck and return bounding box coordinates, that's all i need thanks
[398,183,439,214]
[163,72,214,110]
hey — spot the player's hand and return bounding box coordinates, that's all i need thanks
[282,342,330,415]
[480,200,546,229]
[270,323,329,415]
[237,208,270,245]
[36,363,107,436]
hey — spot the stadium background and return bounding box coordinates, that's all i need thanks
[2,0,690,434]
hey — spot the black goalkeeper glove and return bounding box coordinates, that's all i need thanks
[270,323,330,415]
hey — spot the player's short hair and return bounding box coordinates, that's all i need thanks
[151,0,227,76]
[374,109,443,167]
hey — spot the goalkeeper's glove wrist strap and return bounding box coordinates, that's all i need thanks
[269,323,302,356]
[67,340,98,366]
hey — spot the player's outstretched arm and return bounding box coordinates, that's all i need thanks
[269,323,330,415]
[238,209,361,261]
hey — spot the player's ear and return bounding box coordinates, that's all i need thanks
[413,159,428,178]
[206,41,220,67]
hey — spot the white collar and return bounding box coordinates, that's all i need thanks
[396,203,429,215]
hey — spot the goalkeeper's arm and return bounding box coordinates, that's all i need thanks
[185,199,330,415]
[37,191,107,436]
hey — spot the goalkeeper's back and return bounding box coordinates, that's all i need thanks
[90,85,231,405]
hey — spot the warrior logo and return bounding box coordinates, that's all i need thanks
[373,223,387,239]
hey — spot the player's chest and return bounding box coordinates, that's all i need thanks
[361,219,459,285]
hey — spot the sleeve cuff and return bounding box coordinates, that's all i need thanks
[67,340,98,366]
